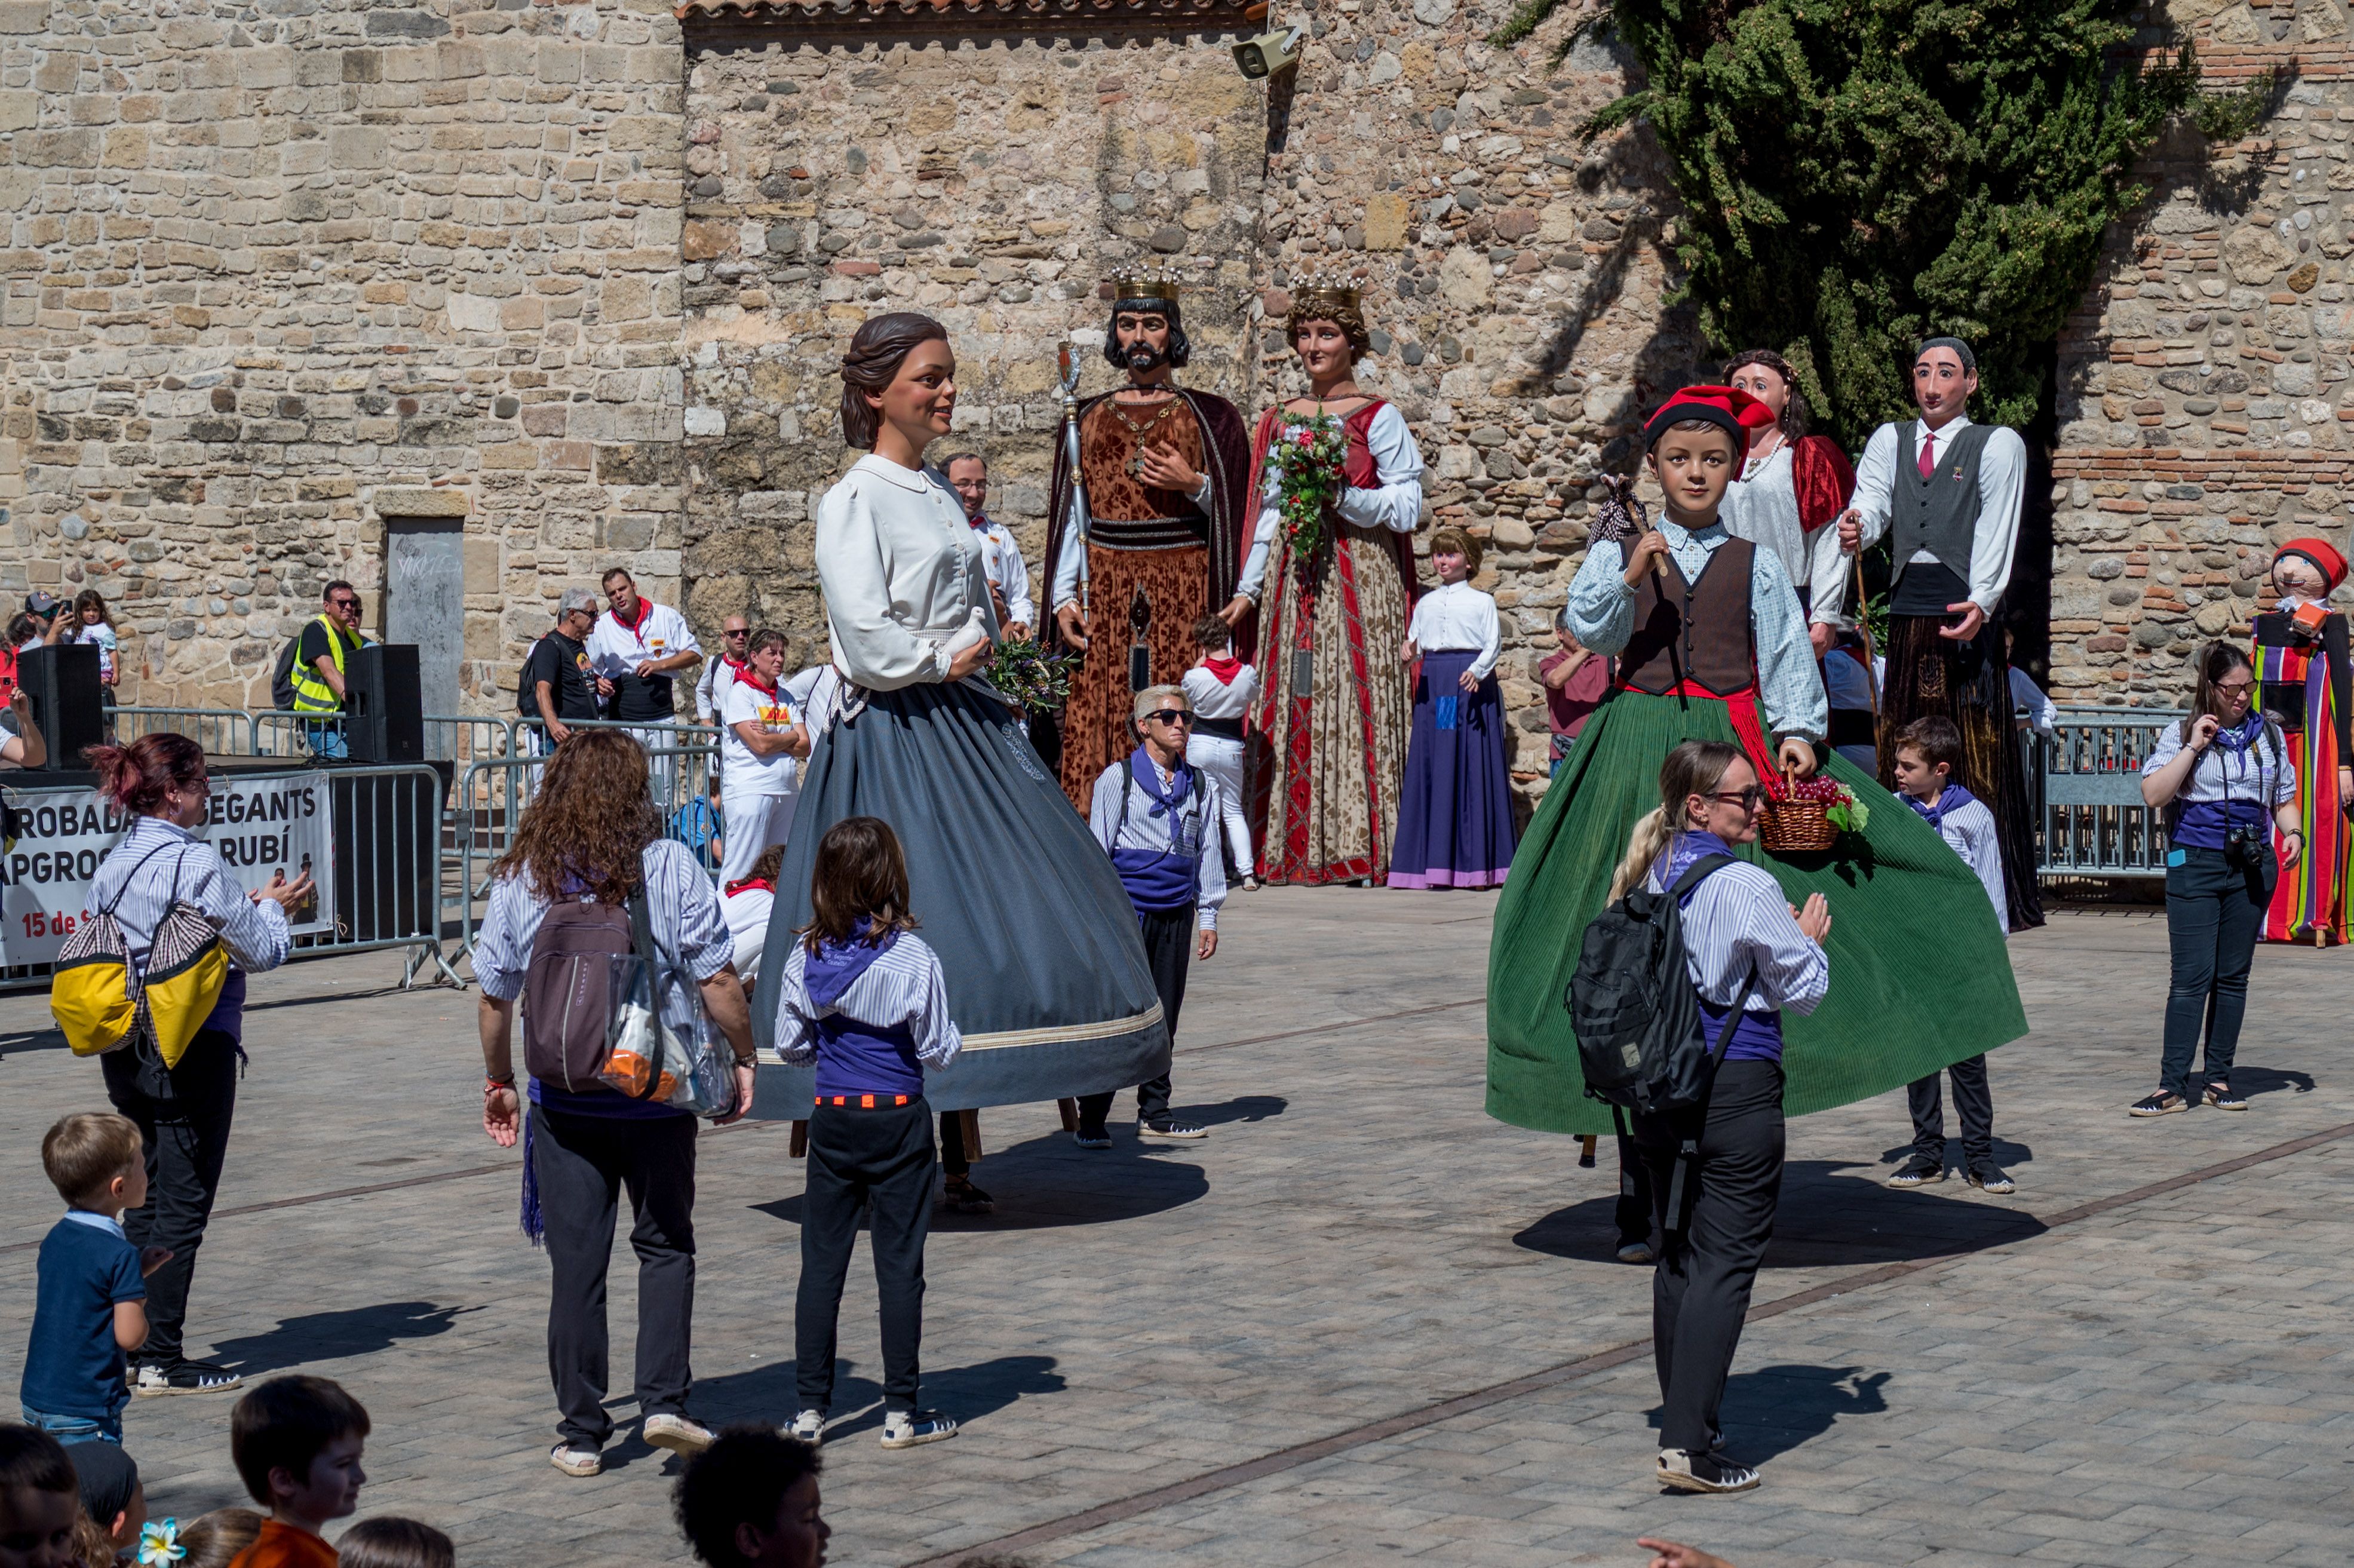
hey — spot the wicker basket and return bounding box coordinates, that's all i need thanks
[1759,794,1839,854]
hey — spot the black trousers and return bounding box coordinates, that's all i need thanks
[796,1098,935,1413]
[2161,845,2272,1098]
[1906,1054,1993,1166]
[530,1107,698,1448]
[1632,1060,1785,1456]
[102,1029,238,1368]
[1078,903,1191,1129]
[1615,1131,1654,1250]
[938,1113,968,1178]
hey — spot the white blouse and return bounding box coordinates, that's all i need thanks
[1405,580,1502,680]
[1181,661,1259,722]
[815,454,997,691]
[1721,441,1850,623]
[1237,401,1426,600]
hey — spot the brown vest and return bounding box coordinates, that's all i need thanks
[1616,536,1756,696]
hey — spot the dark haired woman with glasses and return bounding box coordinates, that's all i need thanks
[2136,641,2302,1115]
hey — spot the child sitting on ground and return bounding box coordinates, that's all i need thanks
[673,1425,825,1568]
[21,1112,168,1447]
[335,1518,454,1568]
[172,1508,265,1568]
[227,1376,371,1568]
[0,1424,82,1568]
[772,817,963,1452]
[1180,613,1260,889]
[1886,716,2014,1196]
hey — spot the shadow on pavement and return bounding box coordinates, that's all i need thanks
[210,1300,480,1377]
[2232,1064,2316,1098]
[1643,1363,1892,1462]
[692,1354,1066,1443]
[1512,1160,2046,1269]
[753,1129,1210,1233]
[1188,1093,1288,1127]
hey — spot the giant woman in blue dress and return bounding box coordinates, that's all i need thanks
[752,314,1170,1109]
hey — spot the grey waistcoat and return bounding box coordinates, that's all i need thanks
[1890,421,1996,584]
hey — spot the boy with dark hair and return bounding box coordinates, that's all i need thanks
[226,1377,370,1568]
[673,1426,827,1568]
[21,1113,167,1446]
[1887,715,2014,1194]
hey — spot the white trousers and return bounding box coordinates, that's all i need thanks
[1185,732,1253,872]
[720,787,796,887]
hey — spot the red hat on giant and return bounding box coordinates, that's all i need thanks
[1641,384,1776,449]
[2273,537,2347,594]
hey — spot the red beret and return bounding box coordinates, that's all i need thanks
[1642,384,1777,449]
[2275,537,2347,594]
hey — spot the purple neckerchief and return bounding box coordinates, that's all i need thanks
[2208,710,2266,756]
[1130,746,1195,825]
[804,919,900,1011]
[1901,782,1976,831]
[1662,831,1737,893]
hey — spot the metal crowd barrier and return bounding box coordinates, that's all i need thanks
[112,705,256,754]
[452,734,720,957]
[2026,705,2186,878]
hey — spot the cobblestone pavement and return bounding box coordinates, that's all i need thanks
[4,894,2349,1567]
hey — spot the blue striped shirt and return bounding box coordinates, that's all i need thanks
[1650,833,1828,1016]
[88,816,291,974]
[770,931,962,1072]
[472,838,736,1002]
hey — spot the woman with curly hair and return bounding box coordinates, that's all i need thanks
[1232,280,1427,885]
[1720,349,1856,649]
[751,313,1168,1148]
[471,728,757,1478]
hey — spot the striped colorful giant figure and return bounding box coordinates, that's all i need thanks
[2252,536,2354,946]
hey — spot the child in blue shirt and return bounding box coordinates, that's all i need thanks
[21,1113,168,1444]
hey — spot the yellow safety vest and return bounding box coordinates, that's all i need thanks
[289,614,356,713]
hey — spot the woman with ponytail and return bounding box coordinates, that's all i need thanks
[751,314,1167,1155]
[1617,740,1830,1495]
[1487,385,2024,1167]
[82,734,311,1397]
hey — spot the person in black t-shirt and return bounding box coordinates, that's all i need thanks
[521,589,603,750]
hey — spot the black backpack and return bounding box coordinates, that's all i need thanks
[269,630,304,710]
[1567,853,1762,1236]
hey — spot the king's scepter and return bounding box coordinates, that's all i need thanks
[1058,340,1089,616]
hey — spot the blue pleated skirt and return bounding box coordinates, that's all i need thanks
[1388,649,1516,889]
[748,681,1170,1114]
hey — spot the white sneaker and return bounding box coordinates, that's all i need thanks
[790,1409,826,1444]
[643,1413,715,1455]
[880,1409,957,1449]
[550,1443,602,1478]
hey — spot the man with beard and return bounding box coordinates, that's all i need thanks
[1043,273,1254,811]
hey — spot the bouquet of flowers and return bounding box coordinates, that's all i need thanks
[1274,413,1348,569]
[984,637,1075,714]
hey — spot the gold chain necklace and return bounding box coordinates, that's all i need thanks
[1110,395,1183,480]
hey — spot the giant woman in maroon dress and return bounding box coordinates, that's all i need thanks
[1231,280,1428,885]
[1044,274,1254,812]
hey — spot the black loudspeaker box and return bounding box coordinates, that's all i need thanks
[14,642,103,770]
[344,643,423,764]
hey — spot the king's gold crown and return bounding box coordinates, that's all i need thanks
[1107,268,1183,303]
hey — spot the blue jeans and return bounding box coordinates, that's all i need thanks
[2160,844,2273,1098]
[304,719,348,759]
[20,1405,121,1444]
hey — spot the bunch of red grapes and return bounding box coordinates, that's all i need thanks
[1772,774,1850,804]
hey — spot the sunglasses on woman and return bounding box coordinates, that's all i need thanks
[1705,785,1766,809]
[1144,709,1195,726]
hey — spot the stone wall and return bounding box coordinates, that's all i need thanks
[673,4,1270,665]
[2049,2,2354,708]
[674,0,1692,792]
[0,0,686,713]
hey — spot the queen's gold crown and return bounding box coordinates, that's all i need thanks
[1291,271,1364,312]
[1107,268,1183,303]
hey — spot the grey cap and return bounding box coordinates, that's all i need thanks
[24,591,60,616]
[558,587,600,616]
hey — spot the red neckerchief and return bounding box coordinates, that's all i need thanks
[1201,655,1244,686]
[725,876,776,898]
[735,668,779,700]
[968,511,993,533]
[722,653,747,674]
[613,596,653,643]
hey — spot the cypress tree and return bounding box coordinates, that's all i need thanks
[1490,0,2269,447]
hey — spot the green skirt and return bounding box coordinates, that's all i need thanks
[1487,688,2027,1136]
